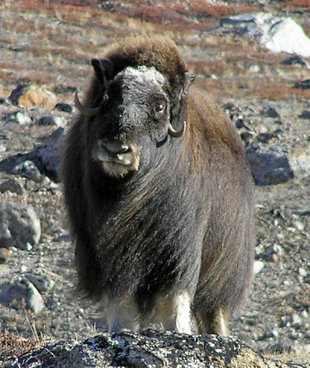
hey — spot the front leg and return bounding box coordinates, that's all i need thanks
[152,290,194,334]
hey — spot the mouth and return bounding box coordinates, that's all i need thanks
[93,139,140,177]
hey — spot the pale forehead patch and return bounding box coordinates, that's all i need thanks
[119,65,166,87]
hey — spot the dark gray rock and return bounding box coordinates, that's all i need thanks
[55,102,73,113]
[0,177,24,194]
[37,115,67,127]
[281,56,309,68]
[8,84,29,105]
[299,111,310,119]
[12,160,45,183]
[30,127,64,181]
[294,79,310,89]
[246,145,294,186]
[0,127,64,182]
[260,106,280,118]
[0,200,41,249]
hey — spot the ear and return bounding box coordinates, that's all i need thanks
[91,58,113,85]
[183,72,196,95]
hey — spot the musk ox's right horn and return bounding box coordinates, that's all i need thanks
[75,91,101,117]
[168,121,186,138]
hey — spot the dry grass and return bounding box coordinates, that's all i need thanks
[280,0,310,11]
[0,331,38,357]
[0,311,50,359]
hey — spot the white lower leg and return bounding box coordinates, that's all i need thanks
[154,290,193,334]
[174,291,193,334]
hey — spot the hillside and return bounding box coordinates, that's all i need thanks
[0,0,309,365]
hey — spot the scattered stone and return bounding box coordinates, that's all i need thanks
[281,56,310,68]
[254,260,264,274]
[9,84,57,109]
[298,268,307,277]
[258,329,279,341]
[24,273,55,293]
[257,243,284,262]
[240,131,254,143]
[257,132,277,144]
[4,110,32,125]
[246,145,294,185]
[294,79,310,89]
[0,200,41,249]
[55,102,72,113]
[291,313,302,328]
[293,220,304,231]
[0,247,11,264]
[12,160,45,183]
[0,177,24,194]
[37,115,67,127]
[0,279,45,314]
[235,118,245,129]
[290,149,310,178]
[260,106,280,118]
[299,110,310,119]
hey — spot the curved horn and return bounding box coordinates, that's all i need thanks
[75,91,101,117]
[168,121,186,138]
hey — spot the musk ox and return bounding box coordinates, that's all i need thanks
[60,36,254,335]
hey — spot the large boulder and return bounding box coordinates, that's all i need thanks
[0,331,305,367]
[246,145,294,186]
[220,13,310,58]
[9,84,57,109]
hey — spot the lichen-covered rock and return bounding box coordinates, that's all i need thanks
[1,331,305,368]
[9,84,57,109]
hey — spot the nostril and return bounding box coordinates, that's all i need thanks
[119,144,131,153]
[102,141,131,155]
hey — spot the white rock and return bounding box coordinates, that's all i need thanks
[254,260,264,274]
[255,13,310,57]
[221,13,310,58]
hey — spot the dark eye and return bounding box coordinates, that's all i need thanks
[155,104,164,112]
[154,101,166,119]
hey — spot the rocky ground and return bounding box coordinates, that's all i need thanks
[0,0,309,366]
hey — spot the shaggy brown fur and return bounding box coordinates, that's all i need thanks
[60,35,254,334]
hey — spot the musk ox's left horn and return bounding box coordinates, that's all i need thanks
[75,91,101,117]
[168,121,186,138]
